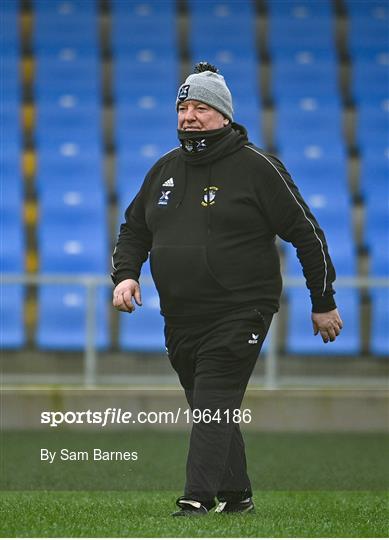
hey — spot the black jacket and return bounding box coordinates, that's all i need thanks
[112,124,336,323]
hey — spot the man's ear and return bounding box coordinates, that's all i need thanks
[223,118,229,126]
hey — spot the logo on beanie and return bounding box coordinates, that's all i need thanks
[177,84,190,101]
[201,186,219,207]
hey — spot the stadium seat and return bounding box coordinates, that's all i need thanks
[111,2,176,52]
[370,288,389,355]
[35,98,101,142]
[32,0,97,15]
[111,0,175,15]
[369,240,389,355]
[38,220,108,275]
[348,6,389,57]
[119,277,165,352]
[352,53,389,103]
[39,184,106,223]
[279,142,347,182]
[276,98,343,149]
[364,192,389,251]
[268,14,335,55]
[36,136,104,193]
[1,216,25,275]
[33,0,98,50]
[272,54,339,102]
[0,3,19,50]
[188,1,256,53]
[1,285,25,349]
[356,100,389,150]
[1,182,25,348]
[267,0,333,17]
[188,0,254,16]
[344,0,389,17]
[359,145,388,198]
[37,285,109,350]
[286,288,360,354]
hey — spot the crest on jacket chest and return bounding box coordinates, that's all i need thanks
[201,186,219,207]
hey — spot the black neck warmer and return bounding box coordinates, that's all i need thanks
[177,123,249,165]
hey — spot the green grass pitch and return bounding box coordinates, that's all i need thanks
[1,490,388,537]
[1,431,388,537]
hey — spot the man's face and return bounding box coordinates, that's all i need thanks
[177,100,229,131]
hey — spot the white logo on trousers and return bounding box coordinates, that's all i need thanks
[248,333,259,344]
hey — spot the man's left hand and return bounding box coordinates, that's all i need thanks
[312,309,343,343]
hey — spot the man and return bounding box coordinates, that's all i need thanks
[111,63,343,517]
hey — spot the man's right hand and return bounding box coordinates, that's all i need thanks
[112,279,142,313]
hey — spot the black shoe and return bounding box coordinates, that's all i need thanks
[214,497,255,514]
[171,498,209,517]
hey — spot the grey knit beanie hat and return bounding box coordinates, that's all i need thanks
[176,62,234,122]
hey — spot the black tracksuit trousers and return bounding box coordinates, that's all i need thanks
[164,307,272,509]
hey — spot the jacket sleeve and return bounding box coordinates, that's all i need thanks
[111,181,152,286]
[252,150,337,313]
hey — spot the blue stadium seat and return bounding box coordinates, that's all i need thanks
[0,96,22,153]
[113,52,178,104]
[357,100,389,150]
[39,184,106,223]
[370,288,389,355]
[267,0,333,17]
[37,285,109,350]
[352,53,389,103]
[113,58,178,104]
[1,55,21,102]
[0,178,25,349]
[33,1,98,50]
[348,7,389,57]
[188,0,254,16]
[272,55,339,102]
[359,145,388,198]
[286,288,360,354]
[345,0,389,17]
[189,15,256,52]
[36,134,103,193]
[276,98,343,149]
[279,133,346,166]
[32,0,97,15]
[369,241,389,355]
[268,15,335,54]
[111,6,176,52]
[35,49,100,86]
[1,217,25,274]
[364,192,389,251]
[1,285,25,349]
[111,0,176,16]
[119,278,165,352]
[0,4,19,52]
[115,97,176,135]
[35,97,101,143]
[1,175,24,224]
[38,220,107,275]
